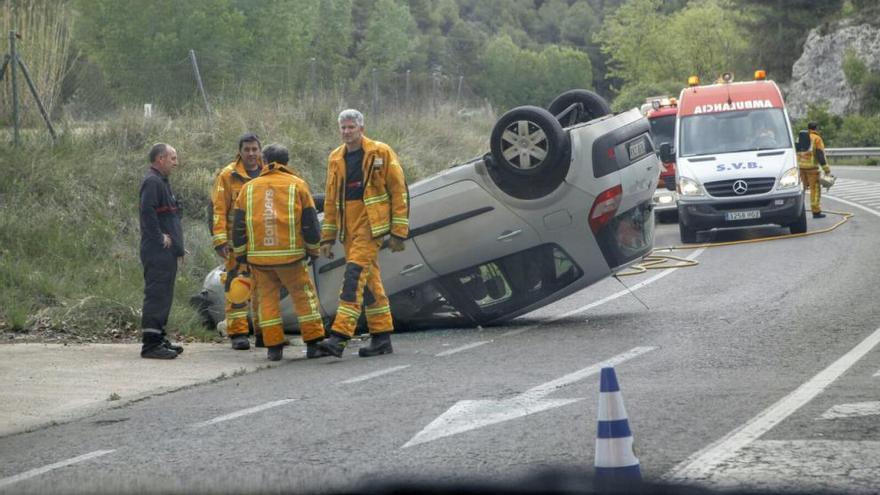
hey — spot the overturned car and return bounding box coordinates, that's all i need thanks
[193,90,659,332]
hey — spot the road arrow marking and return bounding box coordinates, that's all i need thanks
[402,346,656,448]
[819,401,880,420]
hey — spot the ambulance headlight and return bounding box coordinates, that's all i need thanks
[678,176,704,197]
[778,168,800,189]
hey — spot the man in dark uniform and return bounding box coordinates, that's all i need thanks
[139,143,186,359]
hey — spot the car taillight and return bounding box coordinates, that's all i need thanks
[589,185,622,234]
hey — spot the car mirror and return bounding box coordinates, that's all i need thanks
[659,142,675,163]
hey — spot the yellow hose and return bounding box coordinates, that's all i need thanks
[617,209,853,276]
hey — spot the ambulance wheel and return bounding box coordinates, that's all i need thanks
[789,209,807,234]
[547,89,612,127]
[679,222,697,244]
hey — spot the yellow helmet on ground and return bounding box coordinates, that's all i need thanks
[227,269,253,305]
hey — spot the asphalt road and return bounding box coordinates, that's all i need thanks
[2,167,879,494]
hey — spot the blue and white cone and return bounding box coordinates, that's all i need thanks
[594,366,641,485]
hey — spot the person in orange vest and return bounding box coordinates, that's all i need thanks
[231,144,328,361]
[797,122,832,218]
[212,133,263,350]
[317,109,409,358]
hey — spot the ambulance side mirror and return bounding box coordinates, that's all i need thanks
[659,142,675,163]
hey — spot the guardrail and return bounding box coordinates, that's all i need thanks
[825,147,880,157]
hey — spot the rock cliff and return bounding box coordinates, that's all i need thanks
[787,21,880,119]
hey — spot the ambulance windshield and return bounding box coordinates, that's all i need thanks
[649,114,675,146]
[679,108,791,157]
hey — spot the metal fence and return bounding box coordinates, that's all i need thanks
[824,148,880,158]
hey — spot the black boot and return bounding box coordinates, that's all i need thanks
[306,340,332,359]
[316,334,348,358]
[231,334,250,350]
[267,344,283,361]
[162,338,184,355]
[254,331,264,348]
[359,332,393,357]
[812,212,826,218]
[141,342,178,360]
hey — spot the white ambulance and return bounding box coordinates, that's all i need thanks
[659,71,806,243]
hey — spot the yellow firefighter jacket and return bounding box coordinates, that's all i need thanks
[211,157,261,248]
[231,163,321,266]
[797,130,828,170]
[320,136,409,244]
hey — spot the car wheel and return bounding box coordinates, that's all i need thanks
[490,105,568,178]
[679,221,697,243]
[547,89,611,127]
[789,209,807,234]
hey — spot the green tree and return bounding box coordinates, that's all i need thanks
[75,0,250,107]
[733,0,844,82]
[665,0,750,82]
[356,0,418,82]
[595,0,666,86]
[478,35,593,111]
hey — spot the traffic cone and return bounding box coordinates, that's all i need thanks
[594,366,641,489]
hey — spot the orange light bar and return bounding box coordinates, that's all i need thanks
[687,75,699,86]
[754,69,766,80]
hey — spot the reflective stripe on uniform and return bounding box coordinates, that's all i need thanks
[337,305,361,319]
[363,193,389,206]
[245,184,256,253]
[259,317,283,329]
[391,217,408,226]
[365,305,390,316]
[288,184,297,252]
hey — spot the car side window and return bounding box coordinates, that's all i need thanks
[441,244,583,321]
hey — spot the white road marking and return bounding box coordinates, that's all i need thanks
[0,450,115,489]
[435,341,491,357]
[664,325,880,483]
[403,346,656,448]
[191,399,295,428]
[501,248,707,338]
[819,401,880,420]
[340,365,411,384]
[826,195,880,218]
[874,370,880,378]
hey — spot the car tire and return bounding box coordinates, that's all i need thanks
[487,106,570,200]
[789,209,807,234]
[490,105,568,178]
[679,221,697,243]
[547,89,612,127]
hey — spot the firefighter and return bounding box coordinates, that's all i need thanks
[231,144,328,361]
[212,133,263,350]
[139,143,185,359]
[797,122,832,218]
[317,109,409,358]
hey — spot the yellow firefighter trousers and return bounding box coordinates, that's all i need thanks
[331,200,394,338]
[799,168,822,214]
[252,262,325,347]
[222,254,257,337]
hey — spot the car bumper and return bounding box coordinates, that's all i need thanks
[678,191,804,231]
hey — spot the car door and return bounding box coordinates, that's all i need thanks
[311,236,438,318]
[410,180,541,276]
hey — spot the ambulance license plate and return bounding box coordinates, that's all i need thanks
[725,210,761,221]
